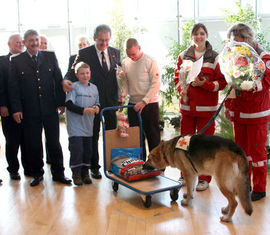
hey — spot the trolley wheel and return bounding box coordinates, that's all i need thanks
[112,182,119,192]
[170,188,179,201]
[141,195,152,208]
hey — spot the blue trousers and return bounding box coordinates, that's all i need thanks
[69,136,92,173]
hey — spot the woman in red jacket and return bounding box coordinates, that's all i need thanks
[174,23,227,191]
[225,23,270,201]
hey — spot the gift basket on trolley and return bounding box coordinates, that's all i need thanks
[100,105,182,208]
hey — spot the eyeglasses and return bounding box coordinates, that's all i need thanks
[96,38,110,43]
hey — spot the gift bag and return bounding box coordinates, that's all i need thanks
[111,148,161,181]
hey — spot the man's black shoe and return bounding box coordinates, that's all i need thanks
[10,172,21,180]
[91,169,102,179]
[52,176,72,185]
[30,176,44,187]
[0,179,2,184]
[251,191,266,201]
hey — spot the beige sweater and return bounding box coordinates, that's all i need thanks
[122,53,160,104]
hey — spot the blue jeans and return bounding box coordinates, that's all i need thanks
[69,136,92,173]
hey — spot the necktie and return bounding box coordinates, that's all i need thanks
[32,55,38,67]
[101,51,108,74]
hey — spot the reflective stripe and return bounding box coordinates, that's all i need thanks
[255,80,262,91]
[229,111,234,117]
[175,81,181,89]
[180,104,190,111]
[240,109,270,119]
[247,156,252,162]
[196,105,219,112]
[252,160,267,167]
[202,62,214,69]
[213,81,219,92]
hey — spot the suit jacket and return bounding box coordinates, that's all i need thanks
[8,51,65,117]
[67,54,77,72]
[0,53,11,107]
[64,45,121,108]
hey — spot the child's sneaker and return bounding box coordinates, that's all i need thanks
[72,172,83,186]
[196,180,209,191]
[178,176,186,186]
[82,173,92,184]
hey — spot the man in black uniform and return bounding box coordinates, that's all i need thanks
[0,34,26,180]
[63,24,121,179]
[8,29,71,186]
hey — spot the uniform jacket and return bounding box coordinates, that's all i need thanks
[225,44,270,124]
[0,53,11,107]
[8,50,65,117]
[64,45,121,108]
[174,41,226,117]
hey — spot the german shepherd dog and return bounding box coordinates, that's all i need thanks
[143,134,253,222]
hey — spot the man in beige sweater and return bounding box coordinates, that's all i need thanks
[121,38,161,160]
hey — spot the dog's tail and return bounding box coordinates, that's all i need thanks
[235,148,253,216]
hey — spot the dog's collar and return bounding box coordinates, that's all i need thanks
[162,146,169,164]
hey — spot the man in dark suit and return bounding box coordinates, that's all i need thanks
[8,29,71,186]
[64,24,121,179]
[0,34,27,180]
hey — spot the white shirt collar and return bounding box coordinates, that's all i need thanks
[27,50,39,58]
[95,44,108,56]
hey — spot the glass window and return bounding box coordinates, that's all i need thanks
[199,0,237,17]
[258,0,270,14]
[0,0,19,54]
[179,0,194,18]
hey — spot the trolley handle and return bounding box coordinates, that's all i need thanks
[100,105,143,129]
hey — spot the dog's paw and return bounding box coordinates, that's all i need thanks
[221,206,229,215]
[220,215,232,223]
[181,199,189,206]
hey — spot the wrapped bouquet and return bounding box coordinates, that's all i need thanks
[178,60,193,103]
[219,41,265,91]
[115,64,125,94]
[177,56,203,103]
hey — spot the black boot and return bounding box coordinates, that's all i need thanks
[251,191,266,201]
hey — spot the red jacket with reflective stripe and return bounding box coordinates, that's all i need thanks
[174,41,226,117]
[225,46,270,124]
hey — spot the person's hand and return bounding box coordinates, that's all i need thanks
[180,90,187,98]
[191,76,206,87]
[118,92,126,103]
[92,105,100,114]
[119,71,126,79]
[13,112,23,123]
[224,109,231,121]
[57,106,65,115]
[62,80,73,92]
[134,101,146,114]
[0,106,9,117]
[84,107,96,115]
